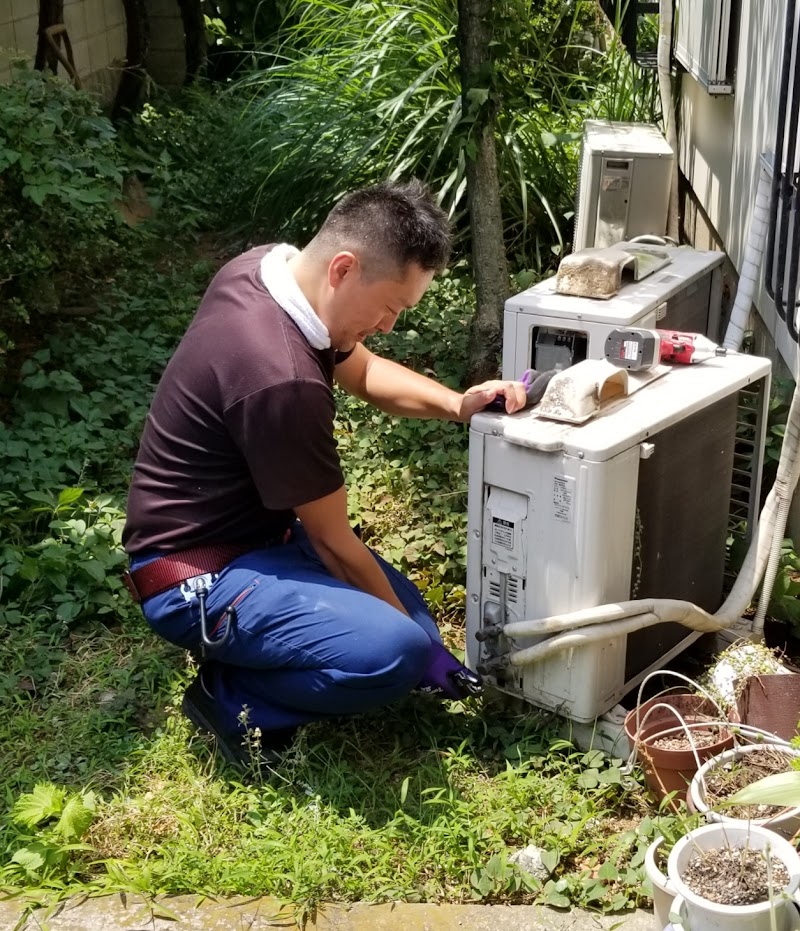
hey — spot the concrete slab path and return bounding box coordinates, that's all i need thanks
[0,895,658,931]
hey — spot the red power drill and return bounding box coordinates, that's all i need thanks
[604,328,728,371]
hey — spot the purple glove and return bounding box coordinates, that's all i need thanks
[487,369,557,412]
[416,640,483,699]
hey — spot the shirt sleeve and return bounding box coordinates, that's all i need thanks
[223,379,344,510]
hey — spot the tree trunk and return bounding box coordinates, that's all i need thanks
[177,0,207,83]
[35,0,64,73]
[112,0,150,121]
[457,0,510,385]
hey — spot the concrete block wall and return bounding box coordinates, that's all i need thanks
[0,0,127,106]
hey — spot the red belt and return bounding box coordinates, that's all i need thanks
[123,544,255,603]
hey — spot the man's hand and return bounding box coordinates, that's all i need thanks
[458,379,528,421]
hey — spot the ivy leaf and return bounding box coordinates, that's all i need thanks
[539,848,559,873]
[21,184,46,206]
[465,87,490,108]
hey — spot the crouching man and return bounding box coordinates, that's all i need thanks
[122,180,526,766]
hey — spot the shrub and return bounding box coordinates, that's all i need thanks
[0,67,127,374]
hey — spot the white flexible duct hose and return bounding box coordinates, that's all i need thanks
[723,163,772,350]
[657,0,679,241]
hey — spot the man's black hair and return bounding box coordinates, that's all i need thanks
[315,179,451,276]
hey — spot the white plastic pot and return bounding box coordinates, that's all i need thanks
[667,895,800,931]
[645,835,677,930]
[689,744,800,839]
[667,823,800,931]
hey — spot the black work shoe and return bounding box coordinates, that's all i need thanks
[181,670,296,769]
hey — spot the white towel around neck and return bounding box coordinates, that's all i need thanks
[260,243,331,350]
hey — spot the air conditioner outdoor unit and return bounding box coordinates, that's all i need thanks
[502,245,724,378]
[573,120,674,252]
[465,354,770,723]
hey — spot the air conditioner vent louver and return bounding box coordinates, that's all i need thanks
[488,577,520,605]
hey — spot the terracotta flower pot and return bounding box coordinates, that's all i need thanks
[624,692,734,805]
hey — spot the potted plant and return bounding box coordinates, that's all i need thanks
[689,742,800,839]
[666,822,800,931]
[625,672,734,807]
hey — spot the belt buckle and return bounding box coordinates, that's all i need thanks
[121,569,141,603]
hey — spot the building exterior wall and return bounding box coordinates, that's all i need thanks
[0,0,127,106]
[678,0,800,380]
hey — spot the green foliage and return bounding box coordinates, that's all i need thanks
[227,0,607,264]
[336,273,473,605]
[119,91,254,235]
[0,257,210,677]
[0,48,685,913]
[578,37,661,124]
[763,376,795,473]
[5,786,97,883]
[768,539,800,629]
[0,67,127,368]
[205,0,292,47]
[727,748,800,808]
[2,698,659,912]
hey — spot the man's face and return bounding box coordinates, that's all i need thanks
[324,253,435,351]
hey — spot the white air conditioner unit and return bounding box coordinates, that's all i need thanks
[502,246,724,378]
[573,121,674,252]
[465,354,770,723]
[675,0,736,94]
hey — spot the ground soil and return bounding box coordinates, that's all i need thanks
[682,845,790,905]
[703,746,793,818]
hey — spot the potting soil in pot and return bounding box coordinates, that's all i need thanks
[704,746,793,819]
[682,846,790,905]
[650,726,723,751]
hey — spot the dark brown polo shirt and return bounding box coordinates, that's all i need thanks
[123,246,348,555]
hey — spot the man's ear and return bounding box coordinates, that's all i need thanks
[328,252,358,289]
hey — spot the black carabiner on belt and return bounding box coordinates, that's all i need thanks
[195,578,237,659]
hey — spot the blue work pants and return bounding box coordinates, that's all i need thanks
[131,525,441,733]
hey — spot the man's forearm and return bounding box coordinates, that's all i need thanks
[311,530,410,616]
[357,353,463,420]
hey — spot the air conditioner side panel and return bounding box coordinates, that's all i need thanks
[473,435,640,722]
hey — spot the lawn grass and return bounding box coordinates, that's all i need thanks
[0,237,678,918]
